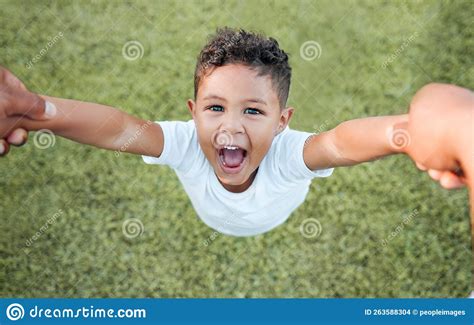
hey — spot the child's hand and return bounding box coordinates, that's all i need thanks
[0,66,56,156]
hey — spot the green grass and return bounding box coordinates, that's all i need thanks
[0,0,472,297]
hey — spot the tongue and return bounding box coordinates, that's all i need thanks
[222,148,245,167]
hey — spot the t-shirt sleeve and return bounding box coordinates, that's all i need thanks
[274,126,334,184]
[141,120,199,175]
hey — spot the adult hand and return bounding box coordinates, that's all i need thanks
[415,161,466,190]
[403,83,473,190]
[0,66,56,156]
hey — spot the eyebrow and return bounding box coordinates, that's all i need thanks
[202,94,267,105]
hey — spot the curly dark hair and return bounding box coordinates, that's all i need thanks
[194,27,292,109]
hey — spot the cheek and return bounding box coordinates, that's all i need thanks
[194,126,216,157]
[248,132,274,162]
[195,115,221,139]
[247,119,278,148]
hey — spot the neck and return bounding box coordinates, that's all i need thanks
[219,168,258,193]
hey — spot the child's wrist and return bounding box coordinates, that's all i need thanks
[386,119,410,154]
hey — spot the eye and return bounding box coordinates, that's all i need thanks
[244,108,261,115]
[208,105,224,112]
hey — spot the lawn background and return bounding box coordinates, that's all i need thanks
[0,0,472,297]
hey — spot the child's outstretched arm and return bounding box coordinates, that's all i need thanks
[2,95,164,157]
[302,114,408,170]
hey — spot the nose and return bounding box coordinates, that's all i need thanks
[220,109,245,135]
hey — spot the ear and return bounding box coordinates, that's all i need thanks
[187,99,196,118]
[276,106,294,135]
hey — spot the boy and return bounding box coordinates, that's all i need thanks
[0,27,411,236]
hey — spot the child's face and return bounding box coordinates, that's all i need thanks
[188,64,293,192]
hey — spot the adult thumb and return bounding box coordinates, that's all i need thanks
[8,92,56,120]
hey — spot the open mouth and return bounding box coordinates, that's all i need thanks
[217,145,248,174]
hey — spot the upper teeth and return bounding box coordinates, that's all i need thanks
[224,146,238,150]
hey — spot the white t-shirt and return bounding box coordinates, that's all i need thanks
[142,120,334,237]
